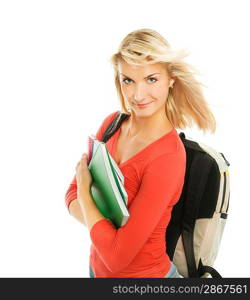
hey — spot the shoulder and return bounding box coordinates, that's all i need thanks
[143,130,186,173]
[148,130,185,161]
[100,110,120,127]
[95,110,120,140]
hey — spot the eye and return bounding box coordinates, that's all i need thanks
[122,78,133,85]
[147,77,158,83]
[122,77,158,84]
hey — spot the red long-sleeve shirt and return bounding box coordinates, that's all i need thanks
[65,111,186,278]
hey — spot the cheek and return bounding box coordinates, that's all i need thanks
[121,85,132,99]
[151,84,169,100]
[120,84,128,94]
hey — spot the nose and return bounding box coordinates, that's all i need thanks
[133,83,147,103]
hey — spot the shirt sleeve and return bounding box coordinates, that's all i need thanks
[64,111,119,210]
[89,151,186,273]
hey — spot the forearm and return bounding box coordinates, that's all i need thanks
[78,190,106,231]
[68,199,86,226]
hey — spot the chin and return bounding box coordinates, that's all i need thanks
[132,109,156,118]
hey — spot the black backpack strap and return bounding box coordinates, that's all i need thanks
[102,111,130,143]
[182,151,214,277]
[198,259,222,278]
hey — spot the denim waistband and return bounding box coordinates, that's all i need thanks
[89,262,182,278]
[164,262,183,278]
[163,261,177,277]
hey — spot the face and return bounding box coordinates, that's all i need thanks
[118,60,174,118]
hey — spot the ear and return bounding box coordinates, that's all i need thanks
[170,79,175,85]
[169,79,175,87]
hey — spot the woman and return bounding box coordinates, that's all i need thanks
[65,28,216,278]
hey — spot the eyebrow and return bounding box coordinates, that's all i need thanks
[120,72,161,79]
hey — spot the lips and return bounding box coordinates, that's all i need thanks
[136,102,152,107]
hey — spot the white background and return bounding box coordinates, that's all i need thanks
[0,0,249,277]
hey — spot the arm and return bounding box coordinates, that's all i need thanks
[65,175,86,224]
[68,199,86,226]
[89,152,186,273]
[78,190,108,231]
[67,186,112,228]
[64,111,119,224]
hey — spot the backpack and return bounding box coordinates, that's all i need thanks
[101,111,230,278]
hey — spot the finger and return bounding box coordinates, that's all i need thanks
[81,153,88,159]
[81,155,88,163]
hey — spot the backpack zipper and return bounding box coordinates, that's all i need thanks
[226,191,230,213]
[220,171,227,213]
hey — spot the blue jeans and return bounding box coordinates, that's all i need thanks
[89,262,183,278]
[163,261,183,278]
[89,265,95,278]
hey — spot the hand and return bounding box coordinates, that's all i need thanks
[75,153,93,198]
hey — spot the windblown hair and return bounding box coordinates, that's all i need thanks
[109,28,216,133]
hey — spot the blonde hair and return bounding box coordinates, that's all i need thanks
[109,28,216,134]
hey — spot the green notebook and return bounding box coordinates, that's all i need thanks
[88,137,129,228]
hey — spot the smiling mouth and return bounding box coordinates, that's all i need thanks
[135,102,153,107]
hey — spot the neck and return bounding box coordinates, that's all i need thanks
[125,109,174,140]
